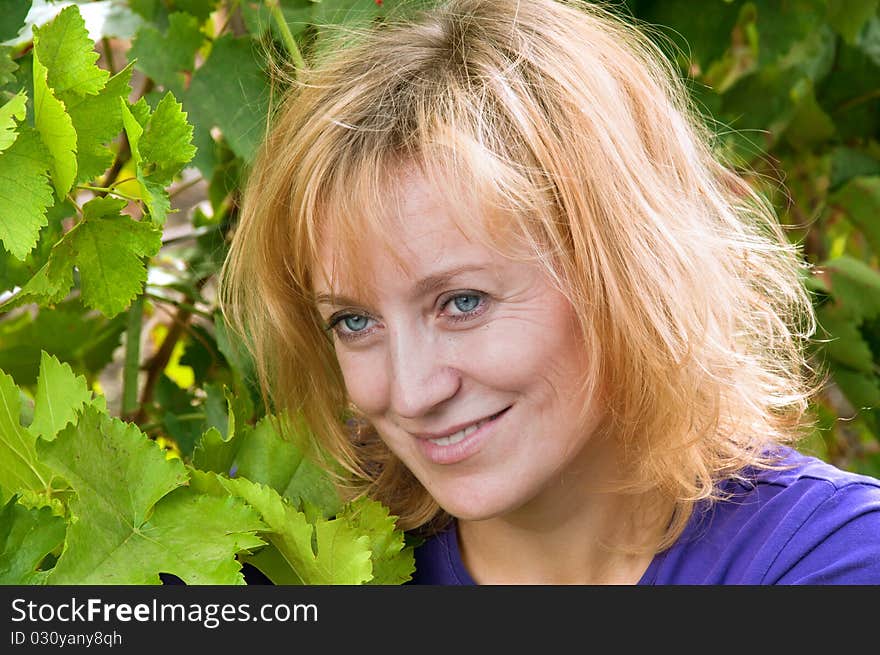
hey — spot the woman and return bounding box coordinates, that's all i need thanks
[221,0,880,584]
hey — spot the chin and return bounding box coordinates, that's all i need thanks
[430,482,520,523]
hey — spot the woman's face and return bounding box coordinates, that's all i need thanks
[314,173,607,521]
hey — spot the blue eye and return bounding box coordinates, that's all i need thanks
[443,291,488,322]
[325,312,376,341]
[451,294,480,313]
[342,315,369,332]
[325,290,489,343]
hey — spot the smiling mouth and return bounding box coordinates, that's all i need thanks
[426,407,511,446]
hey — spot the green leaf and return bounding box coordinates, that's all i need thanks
[120,94,194,223]
[0,90,26,153]
[832,367,880,410]
[140,92,196,184]
[0,0,31,42]
[633,0,740,71]
[129,12,203,92]
[51,213,163,317]
[784,82,836,150]
[235,416,342,516]
[193,471,374,585]
[828,0,879,45]
[0,495,66,584]
[28,351,92,441]
[171,0,215,21]
[830,176,880,256]
[857,15,880,68]
[31,5,109,98]
[0,251,74,313]
[0,195,71,293]
[65,64,133,184]
[0,369,55,497]
[240,0,312,41]
[0,301,125,386]
[0,127,53,260]
[205,382,236,439]
[752,0,826,66]
[823,255,880,322]
[0,46,18,87]
[192,427,239,475]
[40,407,266,584]
[817,306,875,373]
[817,42,880,140]
[829,147,880,191]
[184,34,270,162]
[32,51,77,198]
[119,97,144,164]
[339,496,414,585]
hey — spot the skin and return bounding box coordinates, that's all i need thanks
[314,170,667,584]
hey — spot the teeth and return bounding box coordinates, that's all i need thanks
[429,417,490,446]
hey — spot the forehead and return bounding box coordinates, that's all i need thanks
[312,168,527,300]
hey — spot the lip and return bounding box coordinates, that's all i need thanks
[415,406,511,465]
[414,408,508,440]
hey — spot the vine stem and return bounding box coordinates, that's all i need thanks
[145,291,214,319]
[267,0,305,71]
[77,184,142,203]
[121,295,144,417]
[132,277,210,424]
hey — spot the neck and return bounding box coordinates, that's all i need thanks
[456,437,673,585]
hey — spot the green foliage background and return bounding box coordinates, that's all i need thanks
[0,0,879,583]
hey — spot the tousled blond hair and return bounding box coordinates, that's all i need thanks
[220,0,823,550]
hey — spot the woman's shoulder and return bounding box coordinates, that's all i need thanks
[646,445,880,584]
[407,519,474,585]
[406,446,880,585]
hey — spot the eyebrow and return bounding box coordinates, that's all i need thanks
[314,264,490,308]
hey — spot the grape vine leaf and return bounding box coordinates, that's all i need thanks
[0,495,66,585]
[0,0,31,43]
[0,300,125,386]
[40,406,267,584]
[235,416,342,517]
[0,90,26,153]
[830,176,880,256]
[192,427,238,477]
[752,0,827,67]
[0,369,56,497]
[140,92,197,184]
[65,64,134,185]
[3,208,163,316]
[338,496,414,585]
[129,11,203,92]
[60,212,163,316]
[830,147,880,191]
[0,127,53,260]
[817,308,875,373]
[184,34,269,163]
[7,200,163,317]
[32,5,109,98]
[28,351,92,441]
[0,46,17,87]
[172,0,215,21]
[0,249,74,313]
[120,93,195,224]
[191,471,374,584]
[32,50,77,198]
[192,409,343,517]
[827,0,880,45]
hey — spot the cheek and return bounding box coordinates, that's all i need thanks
[336,349,389,414]
[466,304,583,394]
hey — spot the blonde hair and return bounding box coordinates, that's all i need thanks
[220,0,823,550]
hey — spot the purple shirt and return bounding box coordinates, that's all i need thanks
[409,446,880,584]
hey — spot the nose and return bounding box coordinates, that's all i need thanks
[387,323,460,419]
